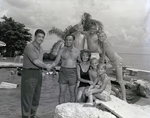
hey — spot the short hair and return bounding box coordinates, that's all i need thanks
[80,49,91,61]
[74,24,83,29]
[97,64,107,71]
[65,34,75,41]
[99,31,107,38]
[99,31,106,35]
[35,29,45,36]
[90,57,98,64]
[89,21,97,28]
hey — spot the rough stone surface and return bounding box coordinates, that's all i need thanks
[54,103,116,118]
[126,79,150,98]
[133,104,150,114]
[135,80,150,98]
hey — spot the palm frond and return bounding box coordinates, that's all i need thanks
[48,27,65,39]
[50,40,64,54]
[63,25,77,38]
[64,25,73,33]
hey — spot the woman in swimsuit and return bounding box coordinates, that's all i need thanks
[76,49,93,102]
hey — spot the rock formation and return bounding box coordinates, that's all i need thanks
[54,103,116,118]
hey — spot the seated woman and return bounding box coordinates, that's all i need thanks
[85,64,111,105]
[76,49,93,102]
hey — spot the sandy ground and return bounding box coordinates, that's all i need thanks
[0,59,150,118]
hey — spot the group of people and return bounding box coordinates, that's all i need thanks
[21,13,126,118]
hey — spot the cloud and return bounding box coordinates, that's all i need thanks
[5,0,33,8]
[144,0,150,35]
[106,25,148,47]
[0,0,149,53]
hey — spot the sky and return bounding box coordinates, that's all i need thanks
[0,0,150,54]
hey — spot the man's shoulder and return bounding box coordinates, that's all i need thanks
[73,47,80,53]
[58,47,66,53]
[24,43,34,54]
[25,43,33,49]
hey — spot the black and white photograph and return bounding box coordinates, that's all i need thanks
[0,0,150,118]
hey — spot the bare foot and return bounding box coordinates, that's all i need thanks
[94,99,99,104]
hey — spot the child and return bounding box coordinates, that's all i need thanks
[88,58,99,82]
[98,31,126,101]
[76,49,93,102]
[85,64,111,104]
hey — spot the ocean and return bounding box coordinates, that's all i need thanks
[119,53,150,71]
[43,50,150,71]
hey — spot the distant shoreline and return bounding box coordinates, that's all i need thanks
[118,53,150,55]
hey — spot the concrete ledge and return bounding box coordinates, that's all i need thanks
[0,62,22,68]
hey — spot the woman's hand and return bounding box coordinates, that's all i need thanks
[88,81,93,85]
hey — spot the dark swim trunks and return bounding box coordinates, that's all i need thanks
[58,67,77,85]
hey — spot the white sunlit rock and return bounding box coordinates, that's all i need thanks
[54,103,116,118]
[135,80,150,98]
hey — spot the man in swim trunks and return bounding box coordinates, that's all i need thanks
[49,34,80,104]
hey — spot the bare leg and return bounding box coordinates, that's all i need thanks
[111,86,119,97]
[69,84,76,102]
[87,94,93,103]
[59,84,68,104]
[115,65,126,101]
[86,88,94,104]
[77,87,85,102]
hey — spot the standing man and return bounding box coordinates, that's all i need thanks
[21,29,50,118]
[49,34,80,104]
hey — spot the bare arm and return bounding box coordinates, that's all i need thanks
[33,60,49,69]
[101,42,105,64]
[59,42,64,49]
[92,77,98,88]
[88,70,98,89]
[77,50,82,63]
[51,48,62,68]
[92,77,108,94]
[89,70,95,82]
[83,32,89,49]
[77,65,91,84]
[83,35,88,49]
